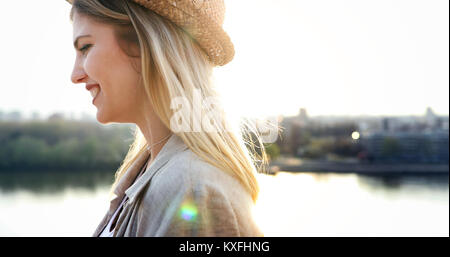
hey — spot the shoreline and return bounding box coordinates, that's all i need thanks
[268,158,449,175]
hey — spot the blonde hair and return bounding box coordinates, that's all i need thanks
[70,0,271,203]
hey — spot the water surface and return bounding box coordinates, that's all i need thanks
[0,170,448,236]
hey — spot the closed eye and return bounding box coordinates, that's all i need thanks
[79,44,92,54]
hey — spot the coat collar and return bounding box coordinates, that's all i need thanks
[123,133,188,204]
[94,133,188,237]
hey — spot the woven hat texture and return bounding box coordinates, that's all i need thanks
[66,0,234,66]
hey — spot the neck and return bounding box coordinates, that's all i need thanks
[135,113,172,165]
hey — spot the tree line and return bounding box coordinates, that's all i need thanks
[0,121,133,171]
[0,120,282,172]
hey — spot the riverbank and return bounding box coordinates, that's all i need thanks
[268,156,449,175]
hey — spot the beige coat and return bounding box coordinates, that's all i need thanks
[93,134,263,237]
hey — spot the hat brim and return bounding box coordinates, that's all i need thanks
[65,0,234,66]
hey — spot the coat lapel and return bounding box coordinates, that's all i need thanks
[92,133,188,237]
[92,147,150,237]
[124,134,188,204]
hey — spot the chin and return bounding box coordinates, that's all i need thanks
[96,109,112,124]
[96,109,129,124]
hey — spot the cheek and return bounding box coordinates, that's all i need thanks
[109,70,143,109]
[120,80,142,105]
[85,46,143,109]
[84,52,103,82]
[113,60,143,100]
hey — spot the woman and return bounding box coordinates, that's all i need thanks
[68,0,269,237]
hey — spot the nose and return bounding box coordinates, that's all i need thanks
[71,62,88,84]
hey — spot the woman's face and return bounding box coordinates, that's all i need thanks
[71,12,143,124]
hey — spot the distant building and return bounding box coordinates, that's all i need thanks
[443,119,449,131]
[3,111,23,121]
[382,117,390,132]
[425,107,437,126]
[277,107,449,159]
[361,131,449,163]
[31,112,41,121]
[80,112,96,122]
[47,113,65,121]
[298,108,308,124]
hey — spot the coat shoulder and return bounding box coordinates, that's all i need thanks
[135,149,263,236]
[153,149,249,198]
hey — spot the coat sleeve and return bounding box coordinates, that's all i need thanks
[136,173,242,237]
[164,181,241,236]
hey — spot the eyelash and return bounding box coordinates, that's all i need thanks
[79,44,92,54]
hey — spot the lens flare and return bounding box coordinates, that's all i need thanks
[180,203,198,221]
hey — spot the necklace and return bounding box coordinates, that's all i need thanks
[146,132,173,151]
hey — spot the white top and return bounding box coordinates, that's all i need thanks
[98,158,149,237]
[99,194,128,237]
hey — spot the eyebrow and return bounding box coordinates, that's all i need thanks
[73,34,91,49]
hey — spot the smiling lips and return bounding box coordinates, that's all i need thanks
[85,84,100,103]
[89,86,100,98]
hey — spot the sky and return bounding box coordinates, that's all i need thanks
[0,0,448,120]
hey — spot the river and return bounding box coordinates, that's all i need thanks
[0,170,448,236]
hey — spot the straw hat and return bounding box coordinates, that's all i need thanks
[66,0,235,66]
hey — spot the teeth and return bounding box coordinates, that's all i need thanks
[90,87,100,98]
